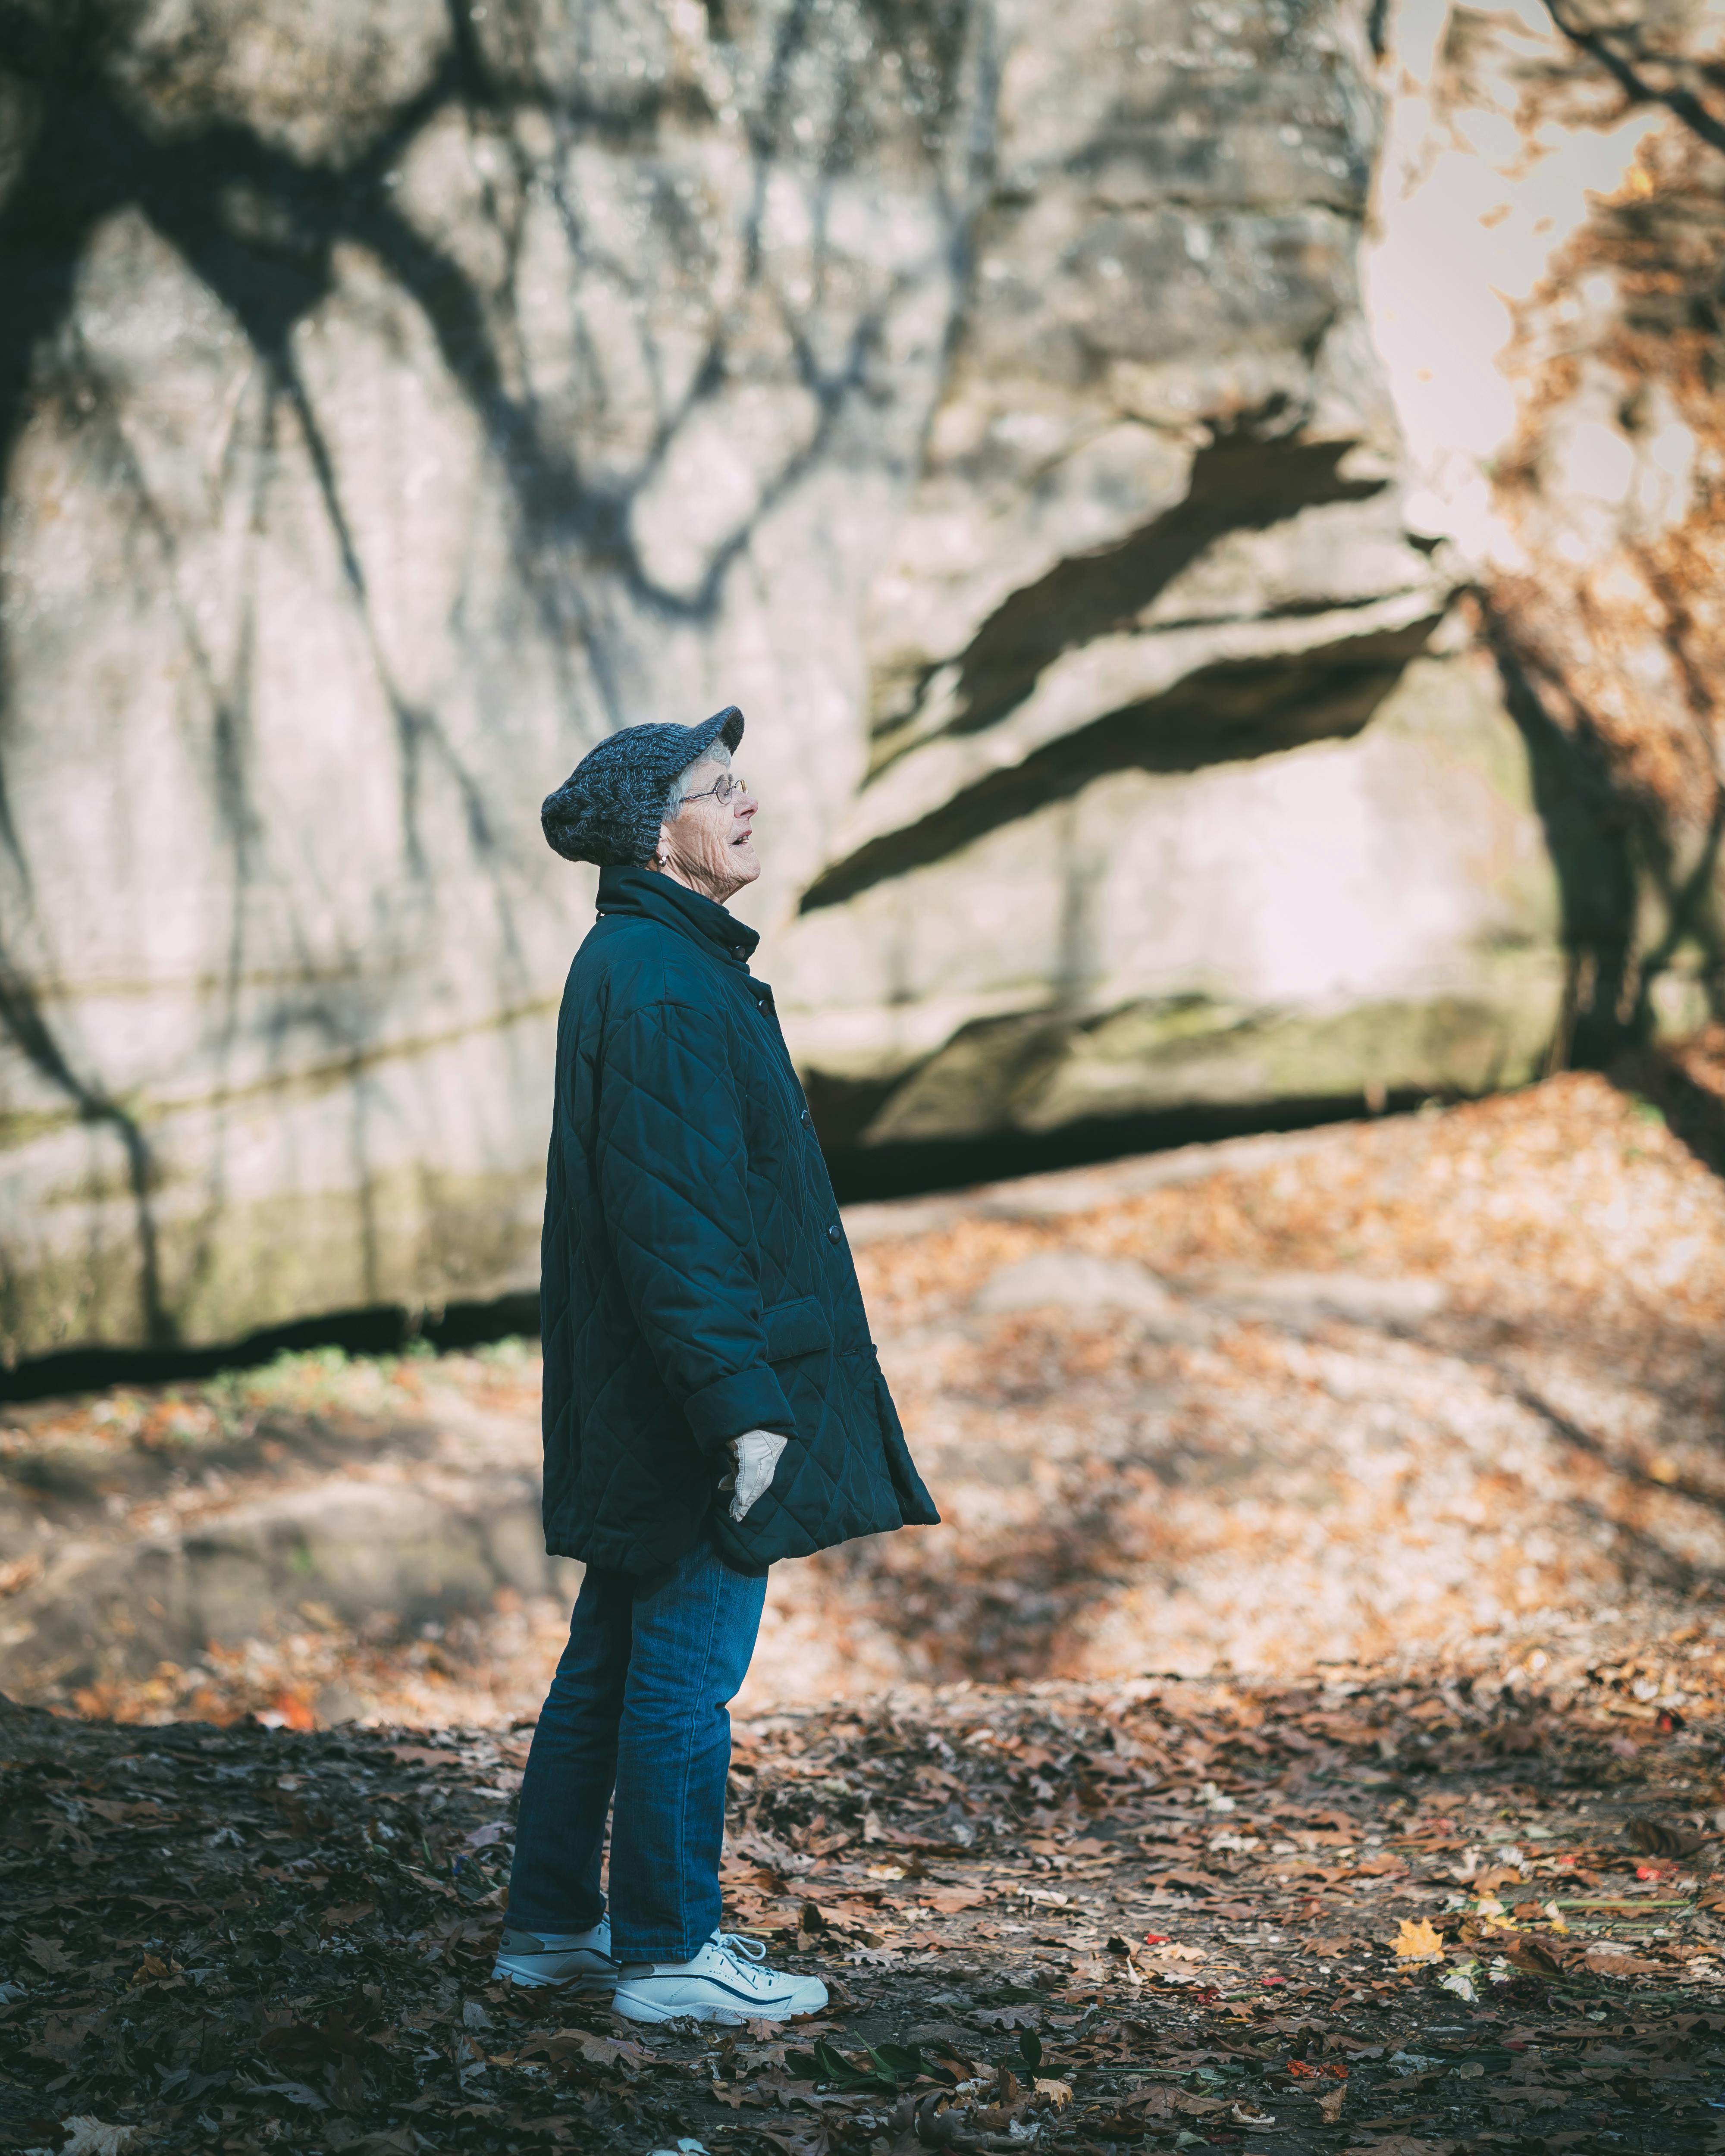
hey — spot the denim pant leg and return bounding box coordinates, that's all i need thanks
[608,1540,766,1962]
[504,1563,633,1934]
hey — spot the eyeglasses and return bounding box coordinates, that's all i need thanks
[679,773,750,807]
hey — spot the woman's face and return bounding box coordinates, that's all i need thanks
[656,758,760,903]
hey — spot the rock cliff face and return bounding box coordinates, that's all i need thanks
[1366,0,1725,1068]
[0,0,1712,1358]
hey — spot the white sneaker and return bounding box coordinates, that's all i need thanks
[612,1932,828,2025]
[492,1917,621,1989]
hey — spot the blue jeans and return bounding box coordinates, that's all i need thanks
[505,1536,767,1961]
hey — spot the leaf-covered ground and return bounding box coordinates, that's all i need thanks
[7,1624,1725,2156]
[3,1055,1724,2150]
[5,1069,1725,1724]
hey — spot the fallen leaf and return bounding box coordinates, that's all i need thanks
[25,1934,72,1973]
[319,1900,378,1931]
[1316,2085,1346,2123]
[1391,1918,1444,1962]
[1350,2141,1454,2156]
[83,1799,163,1824]
[0,1551,42,1595]
[243,2079,328,2109]
[918,1885,987,1912]
[60,2123,138,2156]
[1033,2078,1073,2108]
[1582,1942,1661,1977]
[574,2032,653,2068]
[1502,1934,1567,1975]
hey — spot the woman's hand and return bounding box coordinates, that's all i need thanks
[723,1429,788,1520]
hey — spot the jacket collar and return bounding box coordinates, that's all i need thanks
[595,865,759,969]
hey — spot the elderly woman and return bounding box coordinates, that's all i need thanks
[496,705,938,2024]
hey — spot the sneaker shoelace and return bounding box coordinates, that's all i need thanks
[714,1933,773,1983]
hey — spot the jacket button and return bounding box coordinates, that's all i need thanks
[800,1108,812,1128]
[827,1223,841,1244]
[733,944,747,958]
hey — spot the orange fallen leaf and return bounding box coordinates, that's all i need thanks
[265,1692,317,1732]
[1391,1917,1444,1962]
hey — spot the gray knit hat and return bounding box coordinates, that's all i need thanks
[541,706,746,867]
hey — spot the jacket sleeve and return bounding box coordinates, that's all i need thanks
[587,992,796,1456]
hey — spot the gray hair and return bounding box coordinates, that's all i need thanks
[665,739,731,817]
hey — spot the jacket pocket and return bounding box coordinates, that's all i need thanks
[762,1295,831,1362]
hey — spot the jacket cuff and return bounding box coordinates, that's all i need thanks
[682,1366,797,1454]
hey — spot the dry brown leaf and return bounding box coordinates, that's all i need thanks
[1582,1943,1661,1977]
[1349,2142,1454,2156]
[1502,1934,1568,1975]
[571,2033,651,2068]
[1625,1818,1709,1858]
[917,1885,988,1913]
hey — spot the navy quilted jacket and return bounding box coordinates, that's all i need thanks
[539,865,940,1574]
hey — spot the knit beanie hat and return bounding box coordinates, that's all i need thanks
[541,706,746,867]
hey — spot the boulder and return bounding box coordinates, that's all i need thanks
[0,0,1690,1357]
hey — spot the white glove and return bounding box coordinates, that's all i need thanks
[723,1429,787,1521]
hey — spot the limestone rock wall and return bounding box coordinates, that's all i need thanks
[0,0,982,1357]
[0,0,1705,1359]
[775,0,1564,1137]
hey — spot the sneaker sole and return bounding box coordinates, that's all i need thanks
[492,1960,619,1991]
[612,1991,814,2026]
